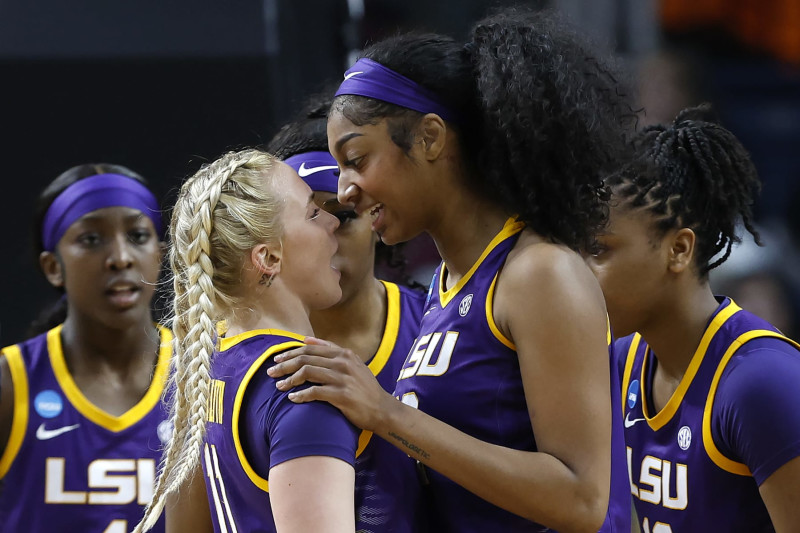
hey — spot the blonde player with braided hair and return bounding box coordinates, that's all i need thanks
[136,148,355,533]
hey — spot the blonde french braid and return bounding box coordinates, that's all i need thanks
[135,149,283,531]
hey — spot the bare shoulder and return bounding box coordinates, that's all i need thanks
[500,230,606,310]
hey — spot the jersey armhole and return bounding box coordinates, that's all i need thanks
[485,273,515,350]
[0,346,29,478]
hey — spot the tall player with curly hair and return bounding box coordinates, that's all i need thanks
[269,8,633,532]
[589,105,800,532]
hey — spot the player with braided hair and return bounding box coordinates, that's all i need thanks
[268,8,633,532]
[588,104,800,532]
[0,165,171,532]
[135,149,355,533]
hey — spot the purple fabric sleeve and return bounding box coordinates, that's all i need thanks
[240,361,359,478]
[712,337,800,485]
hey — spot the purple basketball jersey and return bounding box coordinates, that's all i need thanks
[203,329,360,533]
[0,324,172,533]
[393,218,630,532]
[355,281,426,532]
[618,298,800,532]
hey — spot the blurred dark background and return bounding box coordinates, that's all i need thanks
[2,0,799,345]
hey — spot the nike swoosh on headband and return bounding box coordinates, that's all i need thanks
[298,162,339,178]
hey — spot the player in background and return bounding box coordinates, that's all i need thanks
[135,149,357,533]
[0,164,171,533]
[268,8,632,532]
[587,104,800,532]
[267,97,427,532]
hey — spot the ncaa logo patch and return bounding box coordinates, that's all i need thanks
[627,380,640,409]
[677,426,692,450]
[157,419,174,445]
[459,294,474,317]
[34,390,64,419]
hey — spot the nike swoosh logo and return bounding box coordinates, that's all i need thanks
[344,71,363,81]
[297,162,339,178]
[36,423,80,440]
[624,413,646,429]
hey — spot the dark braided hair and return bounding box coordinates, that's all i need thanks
[608,103,762,277]
[267,90,425,291]
[332,8,634,252]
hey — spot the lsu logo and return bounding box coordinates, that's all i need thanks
[45,458,155,505]
[627,379,640,409]
[399,331,459,380]
[458,294,473,317]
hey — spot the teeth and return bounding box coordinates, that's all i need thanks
[370,204,383,216]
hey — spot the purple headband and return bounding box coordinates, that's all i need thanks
[335,58,459,123]
[42,173,163,251]
[284,151,339,194]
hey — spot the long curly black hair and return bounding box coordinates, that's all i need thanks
[332,8,633,252]
[607,104,762,277]
[267,91,425,291]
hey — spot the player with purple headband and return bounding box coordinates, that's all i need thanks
[589,105,800,532]
[268,99,427,532]
[269,9,633,532]
[0,165,171,532]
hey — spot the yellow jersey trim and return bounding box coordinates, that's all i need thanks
[485,273,515,350]
[0,345,29,478]
[368,281,400,376]
[48,324,173,432]
[642,301,741,431]
[219,329,304,352]
[702,328,800,476]
[438,217,525,309]
[232,340,305,492]
[620,334,642,418]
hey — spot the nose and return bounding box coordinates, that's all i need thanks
[324,208,340,233]
[338,171,360,206]
[106,234,135,270]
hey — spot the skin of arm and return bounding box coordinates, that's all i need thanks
[269,455,355,533]
[759,455,800,532]
[166,462,214,533]
[269,244,612,533]
[0,354,14,459]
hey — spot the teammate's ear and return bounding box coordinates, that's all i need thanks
[40,251,64,288]
[250,243,281,279]
[668,228,696,274]
[419,114,447,161]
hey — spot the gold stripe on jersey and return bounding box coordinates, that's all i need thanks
[642,302,741,431]
[702,328,800,475]
[438,217,525,309]
[621,334,642,418]
[486,273,515,350]
[47,324,173,432]
[207,380,226,425]
[219,329,304,352]
[0,345,29,478]
[368,281,401,376]
[232,340,305,492]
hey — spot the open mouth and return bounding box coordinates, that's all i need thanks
[105,284,141,308]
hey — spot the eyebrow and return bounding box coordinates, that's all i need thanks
[307,193,315,206]
[334,132,364,153]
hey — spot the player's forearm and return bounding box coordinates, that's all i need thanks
[376,400,608,533]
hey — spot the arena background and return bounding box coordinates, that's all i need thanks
[2,0,799,345]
